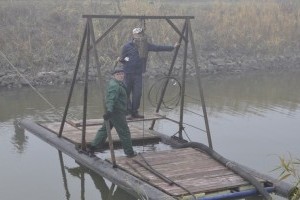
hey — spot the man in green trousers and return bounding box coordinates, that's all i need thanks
[89,66,136,158]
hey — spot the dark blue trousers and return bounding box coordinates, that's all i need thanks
[124,73,142,115]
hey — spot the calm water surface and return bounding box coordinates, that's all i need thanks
[1,70,300,200]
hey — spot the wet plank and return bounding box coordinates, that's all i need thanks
[40,120,160,146]
[71,113,166,127]
[108,148,265,197]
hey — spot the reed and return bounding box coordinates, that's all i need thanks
[195,0,300,56]
[273,154,300,200]
[1,0,299,75]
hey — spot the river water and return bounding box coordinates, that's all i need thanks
[1,70,300,200]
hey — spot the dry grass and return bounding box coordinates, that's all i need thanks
[197,0,300,55]
[1,0,300,75]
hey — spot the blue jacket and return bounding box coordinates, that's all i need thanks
[120,40,174,74]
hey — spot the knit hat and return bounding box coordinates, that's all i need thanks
[112,66,124,75]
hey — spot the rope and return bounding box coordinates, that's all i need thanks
[0,51,59,111]
[137,153,197,200]
[0,50,80,128]
[142,73,145,152]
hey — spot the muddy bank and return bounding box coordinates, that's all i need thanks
[1,53,300,88]
[1,1,300,88]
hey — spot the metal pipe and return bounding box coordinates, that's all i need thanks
[58,151,70,200]
[150,130,296,200]
[81,19,90,151]
[82,15,194,19]
[150,21,187,130]
[165,18,187,42]
[58,22,87,137]
[173,142,272,200]
[198,187,275,200]
[88,18,102,82]
[89,18,123,51]
[178,19,189,140]
[80,169,85,200]
[187,19,213,149]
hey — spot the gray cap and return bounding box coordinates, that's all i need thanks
[112,66,124,75]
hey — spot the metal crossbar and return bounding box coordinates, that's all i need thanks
[82,14,194,19]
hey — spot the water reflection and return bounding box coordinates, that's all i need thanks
[65,165,137,200]
[1,71,300,123]
[10,119,27,153]
[1,70,300,199]
[183,71,300,118]
[58,150,137,200]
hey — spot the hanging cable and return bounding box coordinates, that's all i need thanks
[185,94,201,102]
[0,50,59,112]
[142,70,145,153]
[147,76,181,111]
[182,128,192,142]
[183,108,204,117]
[0,50,81,129]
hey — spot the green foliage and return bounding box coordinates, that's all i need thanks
[273,154,300,200]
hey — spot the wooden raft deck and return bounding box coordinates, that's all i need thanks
[39,115,162,146]
[109,148,266,197]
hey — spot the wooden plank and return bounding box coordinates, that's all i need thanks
[40,122,160,146]
[70,113,166,127]
[20,119,176,200]
[109,148,265,197]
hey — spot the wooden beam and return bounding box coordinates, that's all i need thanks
[20,119,175,200]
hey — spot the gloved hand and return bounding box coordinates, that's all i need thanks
[103,111,112,120]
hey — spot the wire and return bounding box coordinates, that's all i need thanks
[142,71,145,152]
[0,50,58,112]
[183,108,204,117]
[182,128,192,142]
[0,50,80,128]
[147,76,181,111]
[185,94,201,102]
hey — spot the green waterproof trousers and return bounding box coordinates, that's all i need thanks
[91,112,134,156]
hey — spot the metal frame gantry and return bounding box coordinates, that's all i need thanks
[57,14,213,150]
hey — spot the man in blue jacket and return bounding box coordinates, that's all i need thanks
[120,27,179,119]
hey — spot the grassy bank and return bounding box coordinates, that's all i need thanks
[0,0,300,77]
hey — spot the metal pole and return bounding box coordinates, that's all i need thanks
[187,19,213,149]
[178,20,189,140]
[80,169,85,200]
[58,151,70,200]
[88,18,115,92]
[88,19,117,167]
[165,18,187,42]
[82,15,194,20]
[105,120,117,167]
[89,18,123,51]
[81,19,90,151]
[88,19,102,87]
[58,23,87,137]
[149,21,187,130]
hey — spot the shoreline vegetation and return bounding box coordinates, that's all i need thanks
[1,0,300,88]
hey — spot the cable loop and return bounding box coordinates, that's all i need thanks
[147,76,181,111]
